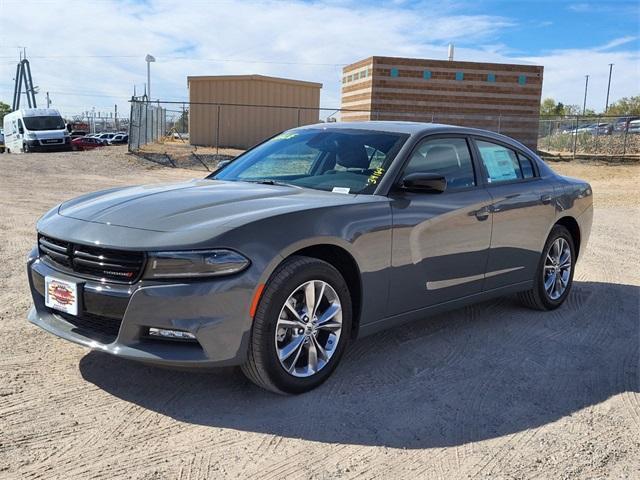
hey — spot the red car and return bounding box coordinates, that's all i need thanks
[71,136,105,151]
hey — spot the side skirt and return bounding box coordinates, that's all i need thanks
[357,280,533,338]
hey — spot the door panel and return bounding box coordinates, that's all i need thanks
[388,136,492,316]
[473,140,557,290]
[389,190,493,314]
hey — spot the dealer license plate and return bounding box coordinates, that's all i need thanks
[45,276,78,316]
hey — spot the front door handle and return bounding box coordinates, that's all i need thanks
[474,207,490,221]
[540,194,552,205]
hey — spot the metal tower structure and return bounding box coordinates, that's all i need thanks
[12,57,38,110]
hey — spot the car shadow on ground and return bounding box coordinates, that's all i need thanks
[80,281,639,449]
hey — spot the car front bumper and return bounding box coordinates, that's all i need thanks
[25,138,71,151]
[27,247,255,368]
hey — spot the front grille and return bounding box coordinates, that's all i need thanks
[55,310,122,344]
[38,234,145,283]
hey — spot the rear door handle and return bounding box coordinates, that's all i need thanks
[540,194,552,205]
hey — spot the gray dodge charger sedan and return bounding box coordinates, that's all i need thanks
[27,122,593,393]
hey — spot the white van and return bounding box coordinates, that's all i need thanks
[3,108,71,153]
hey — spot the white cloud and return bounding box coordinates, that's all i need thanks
[0,0,637,118]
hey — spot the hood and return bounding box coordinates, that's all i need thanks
[58,179,357,232]
[30,129,67,139]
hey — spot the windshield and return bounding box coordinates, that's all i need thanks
[22,115,65,131]
[212,128,408,194]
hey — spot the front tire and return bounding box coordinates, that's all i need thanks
[519,225,576,310]
[242,256,352,394]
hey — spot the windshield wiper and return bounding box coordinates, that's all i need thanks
[244,179,298,188]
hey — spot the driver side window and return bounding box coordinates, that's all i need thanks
[404,137,476,189]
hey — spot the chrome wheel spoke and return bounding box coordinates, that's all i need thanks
[279,335,305,362]
[284,301,302,321]
[312,335,329,361]
[307,340,319,374]
[318,303,340,325]
[277,318,305,329]
[304,282,316,317]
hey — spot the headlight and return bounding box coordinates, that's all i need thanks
[144,249,250,279]
[26,133,37,140]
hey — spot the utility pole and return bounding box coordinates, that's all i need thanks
[582,75,589,116]
[605,63,614,113]
[46,92,51,108]
[115,104,118,131]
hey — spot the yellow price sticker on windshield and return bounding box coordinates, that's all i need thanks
[367,167,385,185]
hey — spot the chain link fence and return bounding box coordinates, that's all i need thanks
[128,99,639,170]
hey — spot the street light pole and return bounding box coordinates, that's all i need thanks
[145,54,156,101]
[605,63,614,113]
[582,75,589,116]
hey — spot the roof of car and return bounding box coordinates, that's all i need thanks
[297,120,522,142]
[294,120,539,158]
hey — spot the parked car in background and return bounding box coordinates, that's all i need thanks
[27,121,593,394]
[612,116,640,133]
[108,134,128,145]
[71,136,105,151]
[0,128,5,153]
[627,119,640,134]
[69,130,88,140]
[97,133,116,143]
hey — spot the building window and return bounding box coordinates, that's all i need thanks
[455,71,464,81]
[347,74,353,82]
[423,70,432,80]
[390,67,399,77]
[518,74,527,85]
[487,73,496,82]
[360,70,367,79]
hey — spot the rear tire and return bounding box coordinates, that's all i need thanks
[241,256,352,394]
[519,225,576,310]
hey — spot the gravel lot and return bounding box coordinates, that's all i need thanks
[0,146,638,479]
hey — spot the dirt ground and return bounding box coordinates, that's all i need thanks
[0,146,638,479]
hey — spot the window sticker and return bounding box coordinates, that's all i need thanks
[479,146,518,182]
[273,132,298,141]
[367,167,385,185]
[332,187,351,194]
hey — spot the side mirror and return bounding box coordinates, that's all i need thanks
[18,126,24,135]
[401,172,447,193]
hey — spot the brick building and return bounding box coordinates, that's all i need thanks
[341,56,544,149]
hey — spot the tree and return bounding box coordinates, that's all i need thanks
[0,101,10,124]
[605,96,640,116]
[540,98,582,116]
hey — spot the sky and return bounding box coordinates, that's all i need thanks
[0,0,638,118]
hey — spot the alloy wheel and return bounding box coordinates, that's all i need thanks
[275,280,343,378]
[543,237,572,300]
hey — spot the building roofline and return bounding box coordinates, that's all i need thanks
[187,74,322,89]
[343,55,543,72]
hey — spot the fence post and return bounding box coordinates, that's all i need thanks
[594,115,601,154]
[547,120,552,151]
[136,102,142,151]
[622,124,629,156]
[572,115,579,160]
[128,99,134,153]
[216,105,221,156]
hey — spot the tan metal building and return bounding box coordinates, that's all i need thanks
[341,56,543,149]
[188,74,322,149]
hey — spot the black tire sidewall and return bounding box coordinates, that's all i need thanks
[254,257,352,394]
[536,225,576,309]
